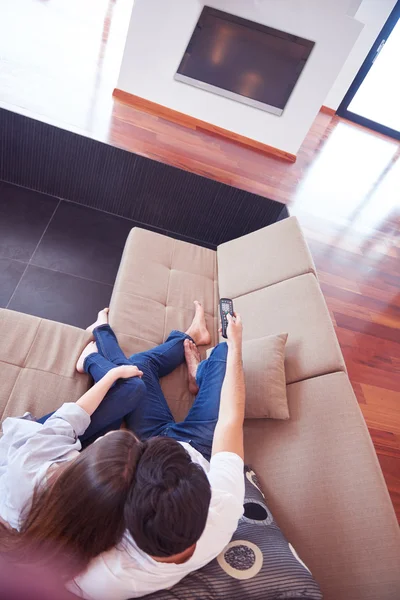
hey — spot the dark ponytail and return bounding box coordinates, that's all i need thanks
[0,430,142,579]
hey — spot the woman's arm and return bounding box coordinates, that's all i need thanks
[76,365,143,416]
[2,365,143,528]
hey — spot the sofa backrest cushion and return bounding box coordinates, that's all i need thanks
[0,309,90,424]
[217,217,316,299]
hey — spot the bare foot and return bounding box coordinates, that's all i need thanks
[86,308,109,334]
[76,341,98,373]
[185,301,211,346]
[184,339,201,395]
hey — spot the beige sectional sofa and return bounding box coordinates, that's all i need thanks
[1,216,399,599]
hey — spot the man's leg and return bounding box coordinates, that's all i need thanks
[125,301,211,440]
[128,301,211,377]
[124,331,195,440]
[164,342,228,461]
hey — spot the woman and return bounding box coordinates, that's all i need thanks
[0,301,211,581]
[0,309,146,579]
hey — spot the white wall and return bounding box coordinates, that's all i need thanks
[117,0,363,155]
[347,0,363,16]
[324,0,397,110]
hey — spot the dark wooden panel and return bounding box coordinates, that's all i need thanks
[0,108,287,250]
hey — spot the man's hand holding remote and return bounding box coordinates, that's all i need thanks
[225,312,243,350]
[212,312,245,459]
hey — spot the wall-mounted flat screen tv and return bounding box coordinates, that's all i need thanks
[175,7,315,116]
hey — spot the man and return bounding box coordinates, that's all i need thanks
[70,301,245,600]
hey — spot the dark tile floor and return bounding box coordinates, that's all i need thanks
[0,181,135,328]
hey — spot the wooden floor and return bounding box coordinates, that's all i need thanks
[110,104,400,521]
[0,0,399,520]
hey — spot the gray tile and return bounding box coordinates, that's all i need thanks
[0,182,58,261]
[31,202,134,285]
[8,265,112,328]
[0,258,26,308]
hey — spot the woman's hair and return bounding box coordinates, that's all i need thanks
[0,429,143,579]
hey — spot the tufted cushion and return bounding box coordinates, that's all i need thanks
[109,228,218,422]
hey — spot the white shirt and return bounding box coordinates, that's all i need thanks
[0,404,245,600]
[0,403,90,530]
[71,447,244,600]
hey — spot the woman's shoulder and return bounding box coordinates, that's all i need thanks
[1,414,42,457]
[0,407,85,530]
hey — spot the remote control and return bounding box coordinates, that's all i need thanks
[219,298,234,339]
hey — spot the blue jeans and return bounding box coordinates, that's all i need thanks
[39,325,227,460]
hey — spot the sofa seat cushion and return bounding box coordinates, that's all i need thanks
[233,273,346,384]
[218,216,316,298]
[243,372,400,600]
[0,309,91,423]
[109,228,218,422]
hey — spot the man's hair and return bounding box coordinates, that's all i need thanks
[125,437,211,557]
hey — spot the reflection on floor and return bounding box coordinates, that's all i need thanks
[0,0,133,139]
[0,0,399,520]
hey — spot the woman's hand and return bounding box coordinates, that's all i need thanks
[110,365,143,380]
[77,365,144,416]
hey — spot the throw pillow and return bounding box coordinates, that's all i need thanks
[145,466,322,600]
[207,334,289,419]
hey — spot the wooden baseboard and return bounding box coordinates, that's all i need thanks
[113,89,297,163]
[320,105,336,116]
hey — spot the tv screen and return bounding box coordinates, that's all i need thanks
[175,7,315,116]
